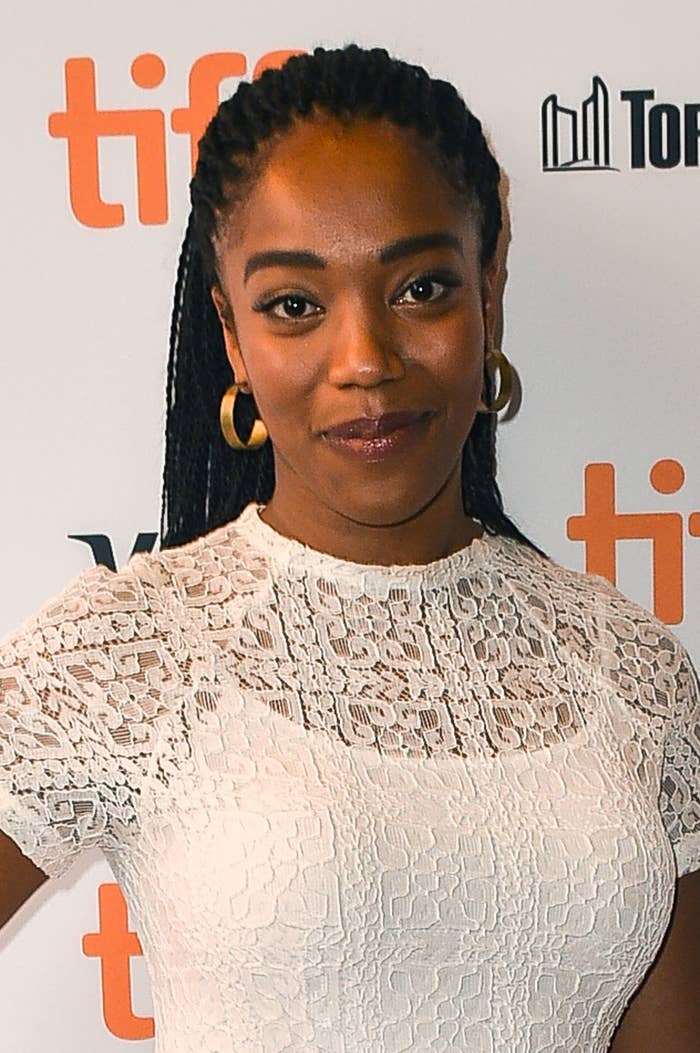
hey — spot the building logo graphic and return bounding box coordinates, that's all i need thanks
[541,75,617,172]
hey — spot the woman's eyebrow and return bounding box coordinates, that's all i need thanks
[243,232,463,284]
[244,250,324,284]
[378,232,464,264]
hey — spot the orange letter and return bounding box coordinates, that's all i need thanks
[567,462,685,624]
[49,56,168,227]
[82,883,155,1040]
[252,49,306,80]
[171,53,247,173]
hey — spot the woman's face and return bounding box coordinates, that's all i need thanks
[212,114,495,539]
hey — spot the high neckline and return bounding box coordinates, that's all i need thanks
[233,502,503,583]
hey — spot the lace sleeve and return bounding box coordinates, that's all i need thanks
[659,643,700,878]
[0,557,174,879]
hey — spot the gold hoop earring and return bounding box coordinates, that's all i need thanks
[477,349,514,414]
[219,384,269,450]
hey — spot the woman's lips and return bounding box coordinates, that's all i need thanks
[322,411,428,439]
[321,411,432,462]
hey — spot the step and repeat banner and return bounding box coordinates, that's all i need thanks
[1,1,699,1049]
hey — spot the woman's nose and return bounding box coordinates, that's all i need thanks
[326,305,406,388]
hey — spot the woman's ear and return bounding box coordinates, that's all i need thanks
[481,259,499,349]
[211,285,250,390]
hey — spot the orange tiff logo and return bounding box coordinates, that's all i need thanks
[567,459,700,625]
[48,50,303,227]
[83,883,153,1039]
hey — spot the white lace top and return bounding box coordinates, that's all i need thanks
[1,503,699,1052]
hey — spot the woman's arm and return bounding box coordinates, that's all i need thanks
[609,869,700,1051]
[0,829,48,930]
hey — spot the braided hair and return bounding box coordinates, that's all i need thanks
[161,44,543,556]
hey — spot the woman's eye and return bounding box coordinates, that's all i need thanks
[395,275,458,305]
[256,294,322,321]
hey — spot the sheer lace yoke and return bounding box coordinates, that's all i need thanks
[221,504,588,762]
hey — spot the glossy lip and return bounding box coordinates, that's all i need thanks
[321,410,431,440]
[320,410,433,463]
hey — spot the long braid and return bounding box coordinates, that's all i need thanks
[160,44,544,557]
[161,216,192,547]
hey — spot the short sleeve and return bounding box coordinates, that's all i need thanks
[0,558,176,879]
[658,643,700,877]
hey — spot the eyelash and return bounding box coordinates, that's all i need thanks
[252,271,462,322]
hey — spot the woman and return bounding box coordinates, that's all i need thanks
[1,45,699,1052]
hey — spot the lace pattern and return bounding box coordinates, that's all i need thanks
[1,503,699,1051]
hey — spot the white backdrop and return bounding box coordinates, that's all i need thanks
[1,1,699,1049]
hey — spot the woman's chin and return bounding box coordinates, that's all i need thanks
[317,486,449,532]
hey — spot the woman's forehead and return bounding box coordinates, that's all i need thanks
[257,116,450,199]
[218,116,476,261]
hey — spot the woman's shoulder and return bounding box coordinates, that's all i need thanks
[495,532,661,619]
[130,507,270,613]
[0,512,265,666]
[492,534,688,676]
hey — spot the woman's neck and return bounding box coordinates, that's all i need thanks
[259,472,483,568]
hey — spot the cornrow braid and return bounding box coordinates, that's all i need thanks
[160,43,544,557]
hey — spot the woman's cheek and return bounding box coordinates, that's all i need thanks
[246,344,317,430]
